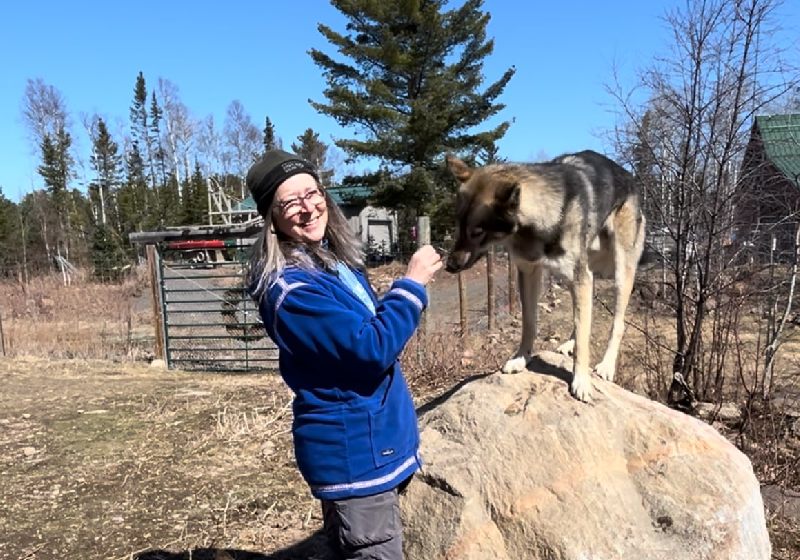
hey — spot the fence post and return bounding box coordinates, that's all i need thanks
[146,244,167,362]
[416,216,430,246]
[459,271,468,337]
[487,245,495,331]
[417,216,431,335]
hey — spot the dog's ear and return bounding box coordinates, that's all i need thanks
[496,182,520,209]
[446,154,472,183]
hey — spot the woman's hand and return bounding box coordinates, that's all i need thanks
[404,245,444,286]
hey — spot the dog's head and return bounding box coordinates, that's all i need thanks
[444,154,520,273]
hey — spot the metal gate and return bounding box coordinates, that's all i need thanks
[155,240,277,371]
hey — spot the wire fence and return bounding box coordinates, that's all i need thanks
[2,219,797,366]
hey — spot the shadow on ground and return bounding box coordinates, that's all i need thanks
[134,530,336,560]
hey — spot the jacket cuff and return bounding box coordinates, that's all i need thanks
[390,277,428,311]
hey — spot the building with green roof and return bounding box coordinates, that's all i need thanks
[740,113,800,232]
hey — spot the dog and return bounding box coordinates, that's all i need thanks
[444,150,646,402]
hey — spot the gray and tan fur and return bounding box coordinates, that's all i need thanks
[445,150,646,402]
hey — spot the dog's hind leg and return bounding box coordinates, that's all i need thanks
[502,263,544,374]
[595,208,646,383]
[593,261,634,382]
[570,263,594,401]
[559,280,597,356]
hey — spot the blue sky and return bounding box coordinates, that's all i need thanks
[1,0,798,202]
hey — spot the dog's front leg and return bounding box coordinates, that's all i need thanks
[502,263,544,373]
[570,264,594,401]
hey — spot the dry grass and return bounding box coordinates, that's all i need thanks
[1,262,799,557]
[0,266,153,360]
[402,328,514,404]
[0,358,323,560]
[213,395,293,441]
[769,514,800,560]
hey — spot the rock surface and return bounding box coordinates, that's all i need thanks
[402,351,771,560]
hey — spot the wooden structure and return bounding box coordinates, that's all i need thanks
[739,113,800,253]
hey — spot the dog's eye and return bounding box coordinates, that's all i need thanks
[471,227,484,238]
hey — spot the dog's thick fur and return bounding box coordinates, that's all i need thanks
[445,150,646,402]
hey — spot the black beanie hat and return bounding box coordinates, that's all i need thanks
[246,150,319,217]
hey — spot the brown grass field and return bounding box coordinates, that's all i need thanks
[0,261,798,559]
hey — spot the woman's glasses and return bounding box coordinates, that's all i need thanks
[277,189,325,217]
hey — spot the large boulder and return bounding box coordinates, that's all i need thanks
[402,351,770,560]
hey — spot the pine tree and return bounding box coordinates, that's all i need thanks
[310,0,515,219]
[130,72,166,231]
[263,116,280,154]
[91,223,128,281]
[67,187,93,263]
[156,174,181,229]
[130,72,159,198]
[17,191,51,272]
[37,125,74,258]
[118,142,149,234]
[89,118,122,228]
[291,128,334,187]
[21,79,76,267]
[150,91,169,189]
[292,128,328,168]
[0,188,21,269]
[192,164,209,221]
[130,73,148,145]
[181,162,208,225]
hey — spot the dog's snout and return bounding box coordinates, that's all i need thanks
[445,251,466,273]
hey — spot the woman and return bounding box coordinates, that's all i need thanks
[247,150,442,559]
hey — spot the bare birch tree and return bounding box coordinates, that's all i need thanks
[21,79,75,265]
[223,100,261,199]
[610,0,800,402]
[158,78,194,192]
[22,78,68,148]
[196,115,224,177]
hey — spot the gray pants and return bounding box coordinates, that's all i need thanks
[321,478,411,560]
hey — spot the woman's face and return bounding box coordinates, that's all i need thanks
[272,173,328,244]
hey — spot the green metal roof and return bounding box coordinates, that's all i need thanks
[235,196,257,212]
[327,185,371,205]
[755,113,800,187]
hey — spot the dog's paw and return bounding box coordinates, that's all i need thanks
[556,339,575,357]
[570,371,593,402]
[502,356,529,374]
[594,360,616,382]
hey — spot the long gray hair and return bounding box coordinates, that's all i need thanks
[248,183,364,300]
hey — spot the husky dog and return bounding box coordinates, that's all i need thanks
[445,151,646,402]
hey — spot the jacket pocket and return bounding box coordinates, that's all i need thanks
[368,402,415,468]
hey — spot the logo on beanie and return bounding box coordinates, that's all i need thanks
[281,161,306,174]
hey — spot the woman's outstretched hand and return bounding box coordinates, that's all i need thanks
[405,245,444,286]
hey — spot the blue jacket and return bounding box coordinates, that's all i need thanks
[257,263,427,500]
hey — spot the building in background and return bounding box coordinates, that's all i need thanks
[738,113,800,258]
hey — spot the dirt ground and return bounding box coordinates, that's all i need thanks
[0,357,329,560]
[0,261,514,560]
[1,260,799,559]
